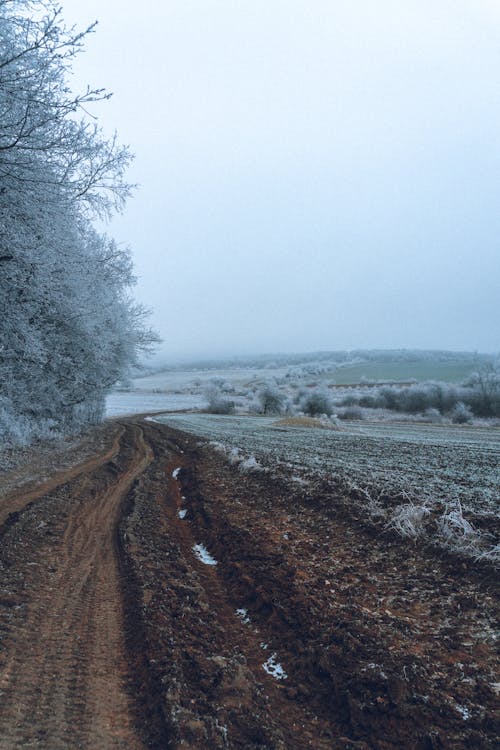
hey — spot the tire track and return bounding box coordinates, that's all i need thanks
[0,425,125,529]
[118,425,347,748]
[1,417,497,749]
[0,424,152,750]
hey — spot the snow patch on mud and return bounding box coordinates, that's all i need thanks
[192,543,218,565]
[172,467,181,479]
[262,652,288,680]
[455,704,471,720]
[178,509,187,519]
[235,608,251,624]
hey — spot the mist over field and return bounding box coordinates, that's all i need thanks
[62,0,500,359]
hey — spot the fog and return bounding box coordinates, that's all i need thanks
[62,0,500,359]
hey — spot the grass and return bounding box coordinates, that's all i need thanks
[332,361,479,384]
[272,416,341,430]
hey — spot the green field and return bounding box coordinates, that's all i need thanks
[332,360,479,384]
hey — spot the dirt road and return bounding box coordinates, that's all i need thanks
[0,419,498,749]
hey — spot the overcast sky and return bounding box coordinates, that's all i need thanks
[62,0,500,358]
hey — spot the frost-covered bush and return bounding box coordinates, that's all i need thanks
[423,408,442,423]
[258,383,285,415]
[386,503,431,538]
[338,406,364,421]
[336,375,500,419]
[475,544,500,564]
[436,504,480,550]
[238,454,263,472]
[358,393,377,408]
[212,444,265,472]
[293,386,308,405]
[339,392,360,407]
[376,386,399,410]
[300,388,333,417]
[205,387,235,415]
[450,402,473,424]
[0,397,58,446]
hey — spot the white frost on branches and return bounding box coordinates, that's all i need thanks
[0,1,159,444]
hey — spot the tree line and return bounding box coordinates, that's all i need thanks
[0,0,158,444]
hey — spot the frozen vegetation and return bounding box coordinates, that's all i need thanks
[156,413,499,562]
[118,351,499,425]
[107,348,499,560]
[0,1,157,446]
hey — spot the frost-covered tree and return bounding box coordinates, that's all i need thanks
[462,363,500,417]
[0,0,132,214]
[0,1,158,444]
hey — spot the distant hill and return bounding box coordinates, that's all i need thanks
[137,349,495,384]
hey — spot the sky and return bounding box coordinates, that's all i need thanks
[61,0,500,359]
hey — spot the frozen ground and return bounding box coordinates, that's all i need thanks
[105,390,204,417]
[156,414,499,520]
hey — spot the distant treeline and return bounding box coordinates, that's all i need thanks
[144,349,494,374]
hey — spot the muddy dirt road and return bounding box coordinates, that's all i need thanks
[0,419,498,749]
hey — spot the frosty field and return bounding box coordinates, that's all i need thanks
[105,353,499,559]
[105,390,204,417]
[156,413,499,559]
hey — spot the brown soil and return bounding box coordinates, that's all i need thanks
[0,418,498,749]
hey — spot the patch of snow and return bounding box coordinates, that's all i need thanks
[172,467,181,479]
[178,509,187,519]
[235,608,251,624]
[228,447,241,465]
[262,653,288,680]
[215,720,228,742]
[192,543,218,566]
[455,704,471,720]
[238,454,263,472]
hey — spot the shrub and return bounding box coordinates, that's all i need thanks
[386,502,431,538]
[301,388,333,416]
[436,503,480,550]
[450,401,473,424]
[359,393,377,408]
[330,373,500,419]
[423,408,442,423]
[339,393,360,407]
[205,386,235,415]
[338,406,364,420]
[258,383,285,415]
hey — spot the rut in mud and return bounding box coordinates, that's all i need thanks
[0,423,153,750]
[0,418,498,749]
